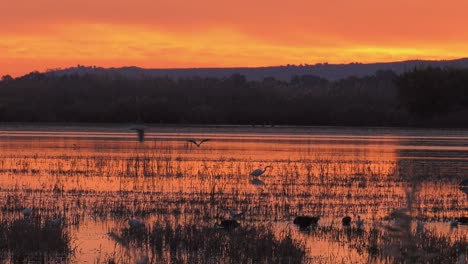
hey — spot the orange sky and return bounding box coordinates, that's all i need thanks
[2,0,468,76]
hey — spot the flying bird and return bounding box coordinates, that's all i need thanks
[250,166,273,177]
[187,139,210,147]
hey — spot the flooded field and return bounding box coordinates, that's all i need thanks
[0,125,466,263]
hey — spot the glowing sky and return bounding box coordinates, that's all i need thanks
[2,0,468,76]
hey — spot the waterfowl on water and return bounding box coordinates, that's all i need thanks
[22,208,32,218]
[342,216,352,226]
[457,216,468,225]
[216,219,240,230]
[127,218,145,229]
[293,216,320,229]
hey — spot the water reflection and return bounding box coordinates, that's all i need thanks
[0,126,466,263]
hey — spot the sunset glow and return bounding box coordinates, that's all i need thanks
[2,0,468,76]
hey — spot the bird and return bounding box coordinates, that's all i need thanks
[457,216,468,225]
[22,208,32,218]
[187,139,210,147]
[450,218,459,228]
[250,166,273,177]
[342,216,352,226]
[127,218,145,229]
[129,126,146,143]
[216,219,240,230]
[229,210,246,220]
[356,215,364,229]
[293,216,320,230]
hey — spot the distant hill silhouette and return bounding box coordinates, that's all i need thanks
[46,58,468,81]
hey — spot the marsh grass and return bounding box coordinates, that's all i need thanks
[0,216,72,262]
[108,222,307,264]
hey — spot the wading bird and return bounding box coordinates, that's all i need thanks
[22,208,32,218]
[127,218,145,229]
[342,216,352,226]
[216,219,240,230]
[293,216,320,229]
[187,139,210,147]
[250,166,273,177]
[130,126,146,143]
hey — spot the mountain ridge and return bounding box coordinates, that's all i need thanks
[45,58,468,81]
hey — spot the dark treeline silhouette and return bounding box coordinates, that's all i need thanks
[0,67,467,127]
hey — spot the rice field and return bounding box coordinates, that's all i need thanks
[0,125,466,263]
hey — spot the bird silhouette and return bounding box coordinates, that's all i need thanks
[187,139,210,147]
[216,219,240,230]
[127,218,145,229]
[250,166,273,177]
[129,126,146,143]
[450,218,459,228]
[293,216,320,230]
[22,208,32,218]
[342,216,352,226]
[457,216,468,225]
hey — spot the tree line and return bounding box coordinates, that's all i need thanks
[0,67,467,127]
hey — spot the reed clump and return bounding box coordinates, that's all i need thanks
[0,216,72,262]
